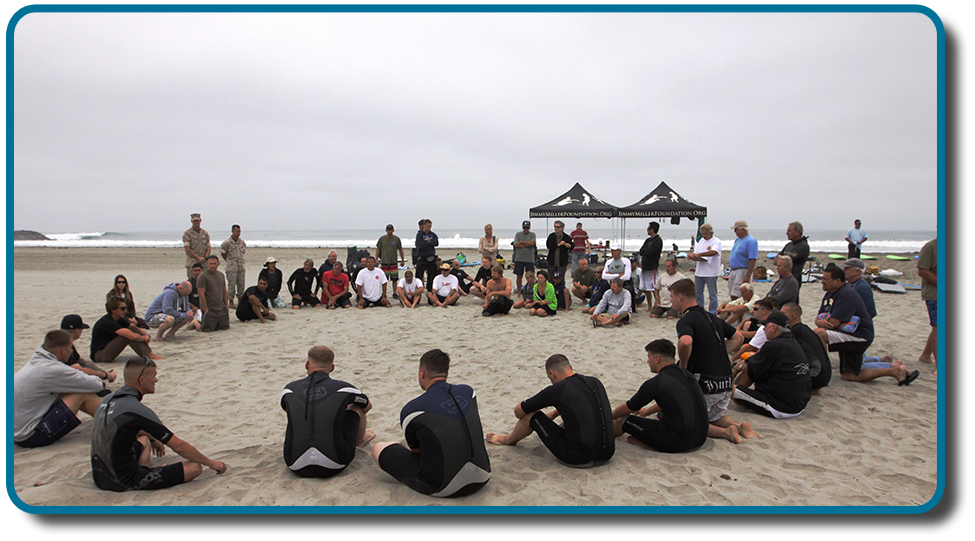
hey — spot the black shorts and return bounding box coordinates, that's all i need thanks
[327,293,352,308]
[378,444,436,495]
[292,294,321,308]
[535,304,557,316]
[15,399,81,448]
[622,415,705,453]
[529,411,607,466]
[125,439,188,490]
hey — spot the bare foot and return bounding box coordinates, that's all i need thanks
[722,425,742,444]
[155,334,167,342]
[358,430,376,447]
[148,353,164,360]
[485,433,514,446]
[739,422,758,439]
[919,355,935,364]
[626,436,651,448]
[164,331,178,340]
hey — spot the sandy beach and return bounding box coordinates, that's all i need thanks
[10,246,939,509]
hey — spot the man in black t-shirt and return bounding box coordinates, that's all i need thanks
[611,340,709,453]
[90,297,160,364]
[287,259,323,309]
[487,355,614,466]
[450,259,475,295]
[669,278,756,444]
[779,221,810,301]
[236,278,276,323]
[90,358,227,491]
[731,311,812,418]
[782,303,831,393]
[467,256,494,298]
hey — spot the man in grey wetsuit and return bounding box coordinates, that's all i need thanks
[90,358,227,491]
[373,349,491,497]
[487,355,615,466]
[281,346,373,478]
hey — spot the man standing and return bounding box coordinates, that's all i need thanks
[669,278,755,444]
[281,346,373,478]
[182,213,210,280]
[414,219,439,292]
[727,220,757,301]
[686,223,722,313]
[481,265,513,317]
[918,239,937,372]
[779,221,810,299]
[569,222,591,273]
[546,220,574,278]
[428,263,460,307]
[373,349,491,497]
[144,281,196,340]
[843,259,877,318]
[219,224,246,308]
[377,224,405,295]
[845,219,868,259]
[638,221,663,312]
[355,256,391,309]
[766,256,799,307]
[591,278,632,327]
[651,258,687,320]
[287,259,323,309]
[187,261,204,313]
[15,330,105,447]
[91,297,161,364]
[731,311,812,419]
[197,255,230,332]
[487,355,615,467]
[512,220,537,293]
[236,277,277,323]
[90,358,228,491]
[322,261,353,309]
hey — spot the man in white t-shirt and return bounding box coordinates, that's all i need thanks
[651,258,687,319]
[428,263,460,307]
[355,256,390,309]
[687,223,722,314]
[396,270,424,309]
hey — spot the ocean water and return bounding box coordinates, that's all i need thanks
[14,227,936,254]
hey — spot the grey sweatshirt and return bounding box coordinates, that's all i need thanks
[14,345,104,441]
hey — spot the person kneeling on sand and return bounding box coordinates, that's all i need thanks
[14,330,106,448]
[611,339,709,453]
[236,277,277,323]
[731,311,812,419]
[144,281,196,341]
[281,346,373,478]
[487,355,615,467]
[90,358,228,491]
[373,349,491,497]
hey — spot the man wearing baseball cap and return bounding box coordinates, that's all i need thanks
[842,258,876,319]
[61,314,116,383]
[512,221,537,294]
[731,311,811,419]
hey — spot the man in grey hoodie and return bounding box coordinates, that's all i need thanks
[14,330,105,448]
[144,281,195,342]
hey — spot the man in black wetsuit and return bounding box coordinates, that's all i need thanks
[281,346,373,478]
[373,349,491,497]
[486,355,615,466]
[90,358,228,492]
[611,339,709,453]
[731,311,812,419]
[287,259,322,310]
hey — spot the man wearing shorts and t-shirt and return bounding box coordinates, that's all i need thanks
[355,256,391,308]
[397,270,425,309]
[512,220,537,293]
[15,330,105,448]
[487,355,615,467]
[638,221,663,312]
[281,346,373,478]
[651,259,687,319]
[569,222,591,272]
[373,349,491,497]
[322,262,353,309]
[377,224,405,294]
[727,221,758,301]
[429,263,461,307]
[611,339,709,453]
[918,238,937,373]
[90,358,228,491]
[669,278,756,444]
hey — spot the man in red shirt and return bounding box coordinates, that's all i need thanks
[569,222,591,273]
[321,261,353,309]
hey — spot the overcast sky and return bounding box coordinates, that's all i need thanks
[12,9,938,234]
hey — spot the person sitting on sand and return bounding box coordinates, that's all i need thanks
[650,258,687,320]
[717,283,757,325]
[481,264,513,317]
[14,330,106,448]
[281,346,373,478]
[144,281,196,341]
[731,311,812,419]
[610,339,709,453]
[236,277,277,323]
[467,255,495,299]
[571,257,597,303]
[449,258,476,297]
[551,270,573,312]
[732,298,778,360]
[842,258,877,318]
[512,271,537,310]
[322,261,353,309]
[781,303,831,393]
[590,278,632,327]
[526,270,558,317]
[428,263,460,307]
[487,354,615,467]
[764,256,799,307]
[669,278,756,444]
[107,274,149,329]
[373,349,491,497]
[396,269,424,309]
[60,314,116,383]
[318,250,340,277]
[259,257,286,309]
[90,358,228,491]
[355,256,391,309]
[288,259,323,309]
[91,296,162,364]
[187,261,204,314]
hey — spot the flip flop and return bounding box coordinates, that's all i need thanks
[899,370,920,386]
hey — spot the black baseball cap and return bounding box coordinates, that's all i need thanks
[60,314,89,330]
[758,311,790,329]
[522,220,531,228]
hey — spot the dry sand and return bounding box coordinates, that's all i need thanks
[10,247,938,509]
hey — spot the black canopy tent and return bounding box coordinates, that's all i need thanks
[617,181,708,249]
[529,182,621,245]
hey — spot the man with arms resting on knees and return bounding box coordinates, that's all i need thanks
[611,339,709,453]
[288,259,323,310]
[90,358,228,491]
[144,281,196,341]
[60,314,116,383]
[355,256,391,309]
[428,263,461,307]
[322,261,353,309]
[373,349,491,497]
[487,355,615,467]
[282,346,373,478]
[397,269,425,309]
[91,296,162,364]
[236,277,277,323]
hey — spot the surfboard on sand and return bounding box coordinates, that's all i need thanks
[828,254,846,260]
[873,282,907,294]
[766,252,778,259]
[897,283,922,290]
[860,255,877,260]
[886,255,911,261]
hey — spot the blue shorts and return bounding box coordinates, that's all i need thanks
[16,399,81,448]
[513,261,535,276]
[926,300,937,327]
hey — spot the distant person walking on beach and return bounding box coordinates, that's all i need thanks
[90,358,228,492]
[779,221,810,300]
[917,239,937,374]
[377,224,405,295]
[686,223,722,314]
[219,224,246,308]
[512,220,537,293]
[182,213,210,280]
[287,259,323,309]
[91,296,162,364]
[197,256,230,332]
[415,219,439,292]
[570,222,591,272]
[845,219,868,259]
[281,346,373,478]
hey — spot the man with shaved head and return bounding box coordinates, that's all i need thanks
[144,281,196,341]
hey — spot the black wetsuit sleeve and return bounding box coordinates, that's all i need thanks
[625,378,660,412]
[350,392,369,408]
[521,383,560,413]
[132,414,174,445]
[287,270,299,296]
